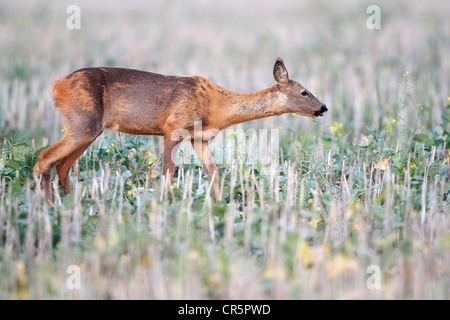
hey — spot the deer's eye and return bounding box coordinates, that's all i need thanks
[301,91,309,96]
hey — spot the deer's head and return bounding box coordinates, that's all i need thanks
[273,58,327,118]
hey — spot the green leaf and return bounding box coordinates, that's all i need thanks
[62,192,75,208]
[412,133,428,143]
[33,146,50,166]
[6,159,21,171]
[11,177,22,195]
[12,141,34,162]
[320,192,331,210]
[121,170,132,179]
[25,152,36,168]
[212,201,227,219]
[323,137,332,150]
[332,154,341,162]
[194,185,205,199]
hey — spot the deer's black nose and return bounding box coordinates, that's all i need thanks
[314,104,328,117]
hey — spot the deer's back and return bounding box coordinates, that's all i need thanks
[53,67,216,136]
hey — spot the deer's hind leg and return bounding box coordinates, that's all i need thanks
[55,138,97,195]
[39,131,99,203]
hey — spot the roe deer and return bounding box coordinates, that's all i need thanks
[39,57,327,203]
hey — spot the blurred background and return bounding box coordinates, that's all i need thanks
[0,0,449,144]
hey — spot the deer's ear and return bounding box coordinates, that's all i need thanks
[273,57,289,85]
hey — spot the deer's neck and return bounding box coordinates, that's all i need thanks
[217,86,286,128]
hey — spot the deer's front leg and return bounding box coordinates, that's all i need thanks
[162,140,180,186]
[191,140,221,201]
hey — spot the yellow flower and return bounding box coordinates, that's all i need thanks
[448,97,450,102]
[0,159,3,162]
[410,163,416,170]
[391,119,396,124]
[404,71,409,77]
[61,128,65,132]
[315,93,323,100]
[111,143,115,147]
[227,131,239,138]
[330,126,336,134]
[330,122,343,135]
[144,151,156,164]
[106,149,110,153]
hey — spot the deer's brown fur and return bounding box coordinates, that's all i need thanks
[39,58,327,203]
